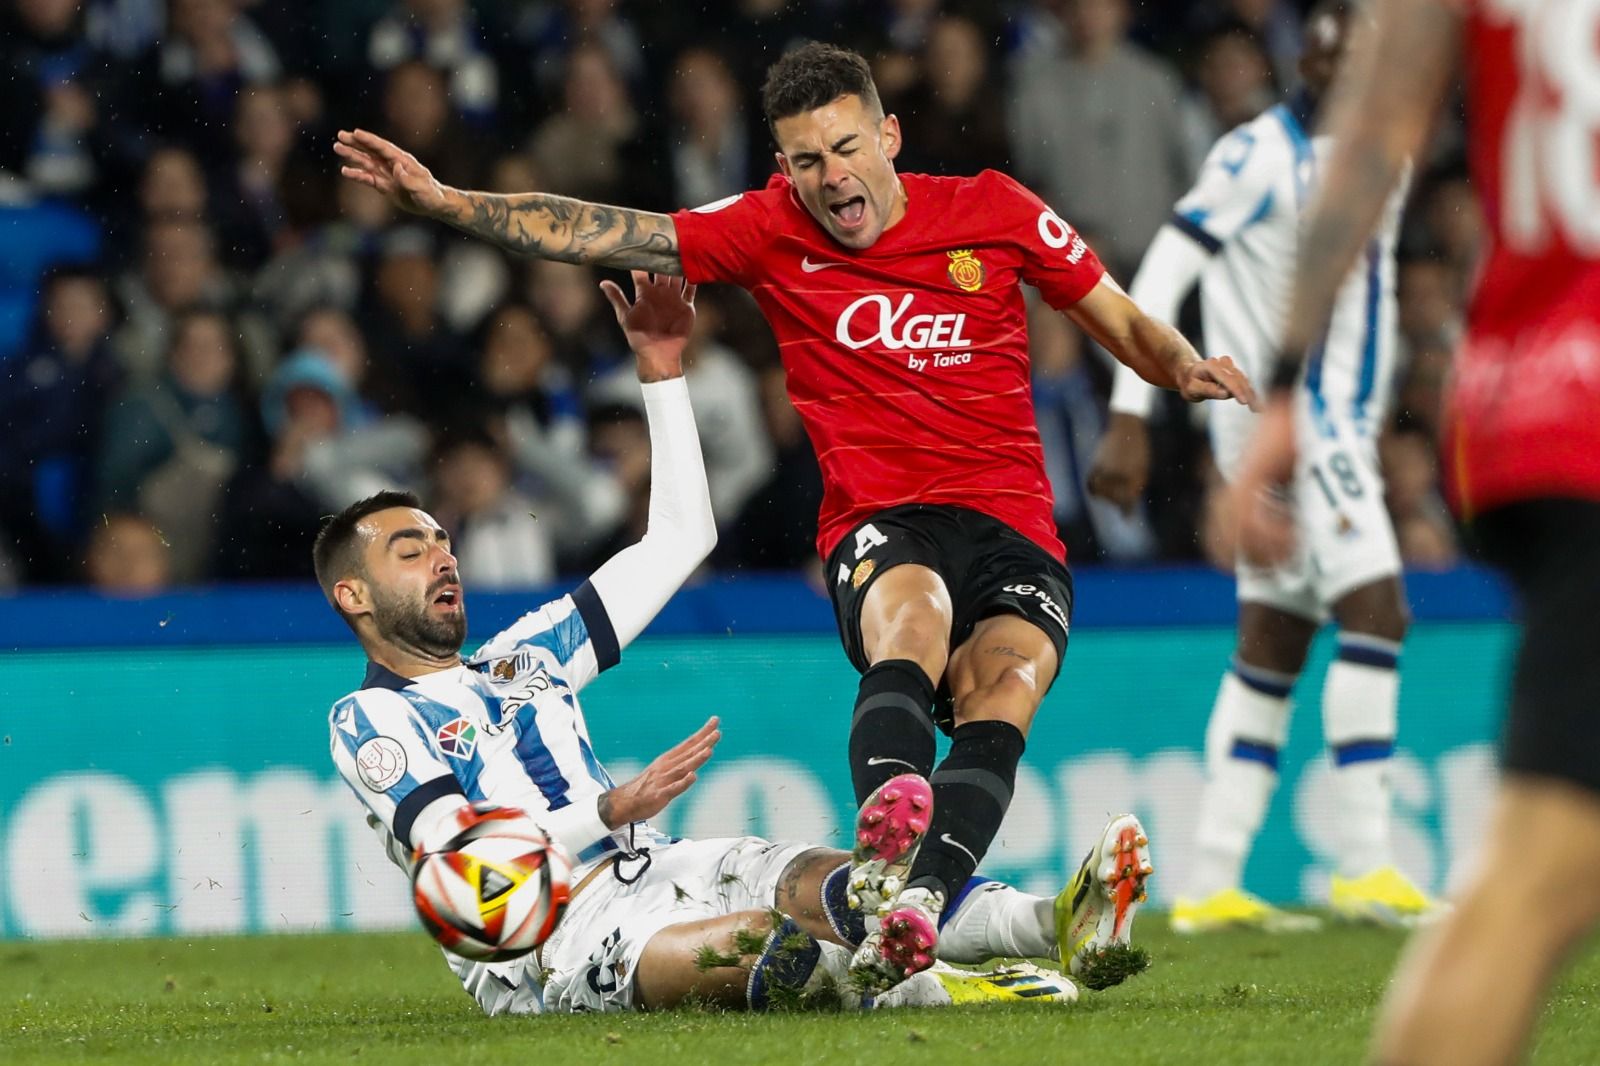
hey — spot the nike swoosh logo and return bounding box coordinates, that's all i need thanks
[940,833,979,867]
[866,756,918,770]
[800,257,844,272]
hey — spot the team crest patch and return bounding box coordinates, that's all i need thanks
[486,651,532,683]
[947,249,986,292]
[436,718,478,760]
[852,558,877,589]
[355,736,407,792]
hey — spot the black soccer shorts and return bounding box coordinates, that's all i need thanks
[824,503,1074,731]
[1473,497,1600,795]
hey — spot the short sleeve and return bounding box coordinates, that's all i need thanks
[471,584,618,693]
[671,189,777,288]
[985,170,1108,310]
[329,689,465,850]
[1170,124,1282,253]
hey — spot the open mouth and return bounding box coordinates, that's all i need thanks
[431,586,462,611]
[828,196,866,228]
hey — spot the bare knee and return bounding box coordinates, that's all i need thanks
[1333,578,1410,643]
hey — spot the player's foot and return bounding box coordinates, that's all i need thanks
[1055,813,1154,990]
[845,773,933,915]
[872,961,1078,1008]
[850,885,942,993]
[1170,887,1324,934]
[1329,866,1440,927]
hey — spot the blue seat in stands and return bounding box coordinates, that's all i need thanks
[0,202,103,360]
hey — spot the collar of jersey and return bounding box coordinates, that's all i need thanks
[362,661,416,691]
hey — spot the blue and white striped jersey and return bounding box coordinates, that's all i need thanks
[1169,92,1406,439]
[328,581,671,877]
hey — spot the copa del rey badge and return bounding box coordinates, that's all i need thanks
[947,249,986,292]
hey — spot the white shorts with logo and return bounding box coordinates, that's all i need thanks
[1210,398,1401,621]
[450,836,819,1015]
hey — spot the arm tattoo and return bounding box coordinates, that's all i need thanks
[444,190,682,274]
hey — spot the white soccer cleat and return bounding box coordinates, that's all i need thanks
[872,961,1079,1009]
[1055,813,1154,990]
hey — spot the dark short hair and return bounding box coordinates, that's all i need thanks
[312,490,423,616]
[761,42,882,132]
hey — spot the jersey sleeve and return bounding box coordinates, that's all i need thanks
[984,170,1109,309]
[1169,124,1282,253]
[329,689,467,852]
[472,586,618,693]
[671,189,778,288]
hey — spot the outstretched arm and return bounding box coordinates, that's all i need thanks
[584,273,717,648]
[1067,275,1256,405]
[334,128,682,273]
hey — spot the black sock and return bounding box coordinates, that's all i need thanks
[848,659,937,805]
[906,719,1026,904]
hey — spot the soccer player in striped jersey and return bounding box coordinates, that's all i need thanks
[1089,0,1437,932]
[319,273,1129,1014]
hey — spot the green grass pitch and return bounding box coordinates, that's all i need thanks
[5,923,1599,1065]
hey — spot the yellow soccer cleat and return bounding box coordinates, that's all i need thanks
[872,962,1078,1008]
[1329,866,1440,927]
[1170,888,1323,934]
[1055,814,1154,990]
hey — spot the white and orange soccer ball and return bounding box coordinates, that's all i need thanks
[411,804,573,962]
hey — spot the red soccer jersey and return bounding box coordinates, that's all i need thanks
[1445,0,1600,516]
[673,170,1107,562]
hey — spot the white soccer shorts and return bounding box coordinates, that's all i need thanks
[1210,398,1402,621]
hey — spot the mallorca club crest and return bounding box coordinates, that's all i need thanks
[946,249,986,293]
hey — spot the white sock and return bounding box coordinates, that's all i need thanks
[1190,662,1295,899]
[936,881,1055,964]
[1324,633,1401,878]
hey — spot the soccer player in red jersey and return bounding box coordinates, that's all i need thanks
[335,42,1253,989]
[1229,0,1600,1061]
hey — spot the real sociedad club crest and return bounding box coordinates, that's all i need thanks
[947,249,986,292]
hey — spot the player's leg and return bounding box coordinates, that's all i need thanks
[827,512,954,807]
[1372,499,1600,1065]
[1324,576,1434,923]
[633,908,854,1010]
[1177,598,1319,932]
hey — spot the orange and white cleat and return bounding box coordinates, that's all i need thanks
[1054,814,1154,990]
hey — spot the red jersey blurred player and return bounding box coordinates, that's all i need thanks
[1230,0,1600,1062]
[334,43,1253,991]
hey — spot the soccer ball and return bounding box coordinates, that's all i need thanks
[411,804,573,962]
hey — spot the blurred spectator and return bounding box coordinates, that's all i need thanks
[250,171,395,330]
[1421,173,1484,283]
[1181,22,1276,164]
[212,85,301,267]
[591,287,774,528]
[1009,0,1193,275]
[85,511,172,594]
[1394,332,1455,441]
[525,259,627,377]
[96,308,252,579]
[1029,297,1156,561]
[516,0,646,97]
[472,302,624,554]
[429,429,556,589]
[1190,0,1303,90]
[1398,257,1465,349]
[366,0,500,125]
[889,14,1010,176]
[379,58,486,190]
[113,217,236,380]
[575,401,652,572]
[139,144,208,222]
[528,43,647,203]
[155,0,282,158]
[360,226,471,416]
[0,0,109,197]
[296,305,373,409]
[666,47,756,209]
[213,348,424,579]
[724,363,823,572]
[0,268,123,579]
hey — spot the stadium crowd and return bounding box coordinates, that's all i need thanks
[0,0,1475,594]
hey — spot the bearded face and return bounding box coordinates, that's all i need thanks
[369,574,466,659]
